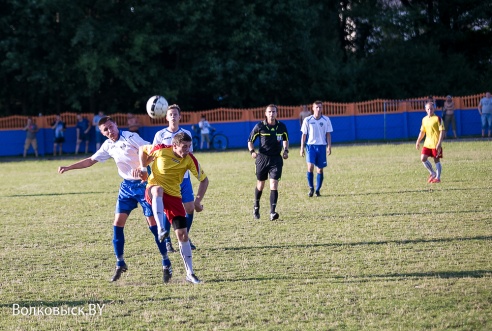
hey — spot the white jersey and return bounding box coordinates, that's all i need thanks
[91,131,149,180]
[301,115,333,145]
[153,127,193,178]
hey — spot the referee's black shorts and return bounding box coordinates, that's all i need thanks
[255,153,283,181]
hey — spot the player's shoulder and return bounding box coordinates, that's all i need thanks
[149,143,171,154]
[179,127,193,137]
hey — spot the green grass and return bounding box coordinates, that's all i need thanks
[1,140,491,330]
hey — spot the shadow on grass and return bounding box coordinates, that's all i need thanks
[321,209,487,219]
[5,191,109,198]
[336,269,492,282]
[315,186,487,198]
[205,269,491,284]
[214,235,492,252]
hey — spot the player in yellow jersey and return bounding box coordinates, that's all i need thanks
[415,102,445,183]
[135,132,209,284]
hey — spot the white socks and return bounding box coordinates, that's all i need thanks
[152,196,166,233]
[422,160,435,176]
[179,241,194,276]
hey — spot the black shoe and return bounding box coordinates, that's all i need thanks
[270,212,279,221]
[166,241,176,253]
[189,239,196,250]
[111,262,128,282]
[253,207,260,220]
[315,191,320,197]
[308,188,314,197]
[163,266,172,283]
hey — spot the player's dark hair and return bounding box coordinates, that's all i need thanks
[98,116,114,126]
[313,100,323,106]
[266,104,278,111]
[173,132,192,145]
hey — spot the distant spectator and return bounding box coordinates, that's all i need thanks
[478,92,492,138]
[299,105,311,127]
[127,112,141,134]
[443,95,457,139]
[75,114,92,154]
[198,115,214,150]
[23,116,39,158]
[51,114,66,156]
[93,110,106,150]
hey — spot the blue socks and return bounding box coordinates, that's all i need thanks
[307,171,314,189]
[164,213,171,244]
[113,226,125,266]
[186,213,194,233]
[149,225,171,268]
[316,173,324,191]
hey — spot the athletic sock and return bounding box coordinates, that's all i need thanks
[164,213,172,244]
[270,190,278,213]
[113,226,125,265]
[316,173,324,191]
[422,160,435,176]
[186,213,194,233]
[254,188,263,208]
[152,195,165,233]
[435,162,442,179]
[179,241,194,276]
[307,171,314,189]
[149,225,169,257]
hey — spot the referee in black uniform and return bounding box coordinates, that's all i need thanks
[248,104,289,221]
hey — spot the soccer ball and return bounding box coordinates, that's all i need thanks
[146,95,168,119]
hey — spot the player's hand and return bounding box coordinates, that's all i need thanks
[194,200,204,212]
[251,152,257,159]
[300,149,305,157]
[327,147,332,156]
[133,168,148,182]
[415,142,420,150]
[283,151,289,160]
[58,166,67,174]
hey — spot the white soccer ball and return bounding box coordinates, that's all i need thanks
[146,95,168,119]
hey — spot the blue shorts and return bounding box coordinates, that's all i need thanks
[115,179,153,217]
[181,176,194,203]
[305,144,328,169]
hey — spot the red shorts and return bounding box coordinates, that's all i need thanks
[145,187,186,223]
[422,147,443,158]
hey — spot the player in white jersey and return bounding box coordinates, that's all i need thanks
[300,100,333,197]
[153,104,197,252]
[58,116,172,283]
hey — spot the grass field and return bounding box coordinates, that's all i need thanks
[1,140,491,330]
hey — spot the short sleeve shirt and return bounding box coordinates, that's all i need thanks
[420,115,444,149]
[153,127,194,179]
[142,144,207,197]
[248,120,289,156]
[91,131,149,180]
[301,115,333,145]
[480,97,492,114]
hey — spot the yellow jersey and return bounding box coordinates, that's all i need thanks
[143,144,207,197]
[420,115,444,149]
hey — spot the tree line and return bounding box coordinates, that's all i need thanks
[1,0,491,116]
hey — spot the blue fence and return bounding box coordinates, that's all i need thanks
[2,109,482,157]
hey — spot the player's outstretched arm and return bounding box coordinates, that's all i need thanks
[58,158,97,174]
